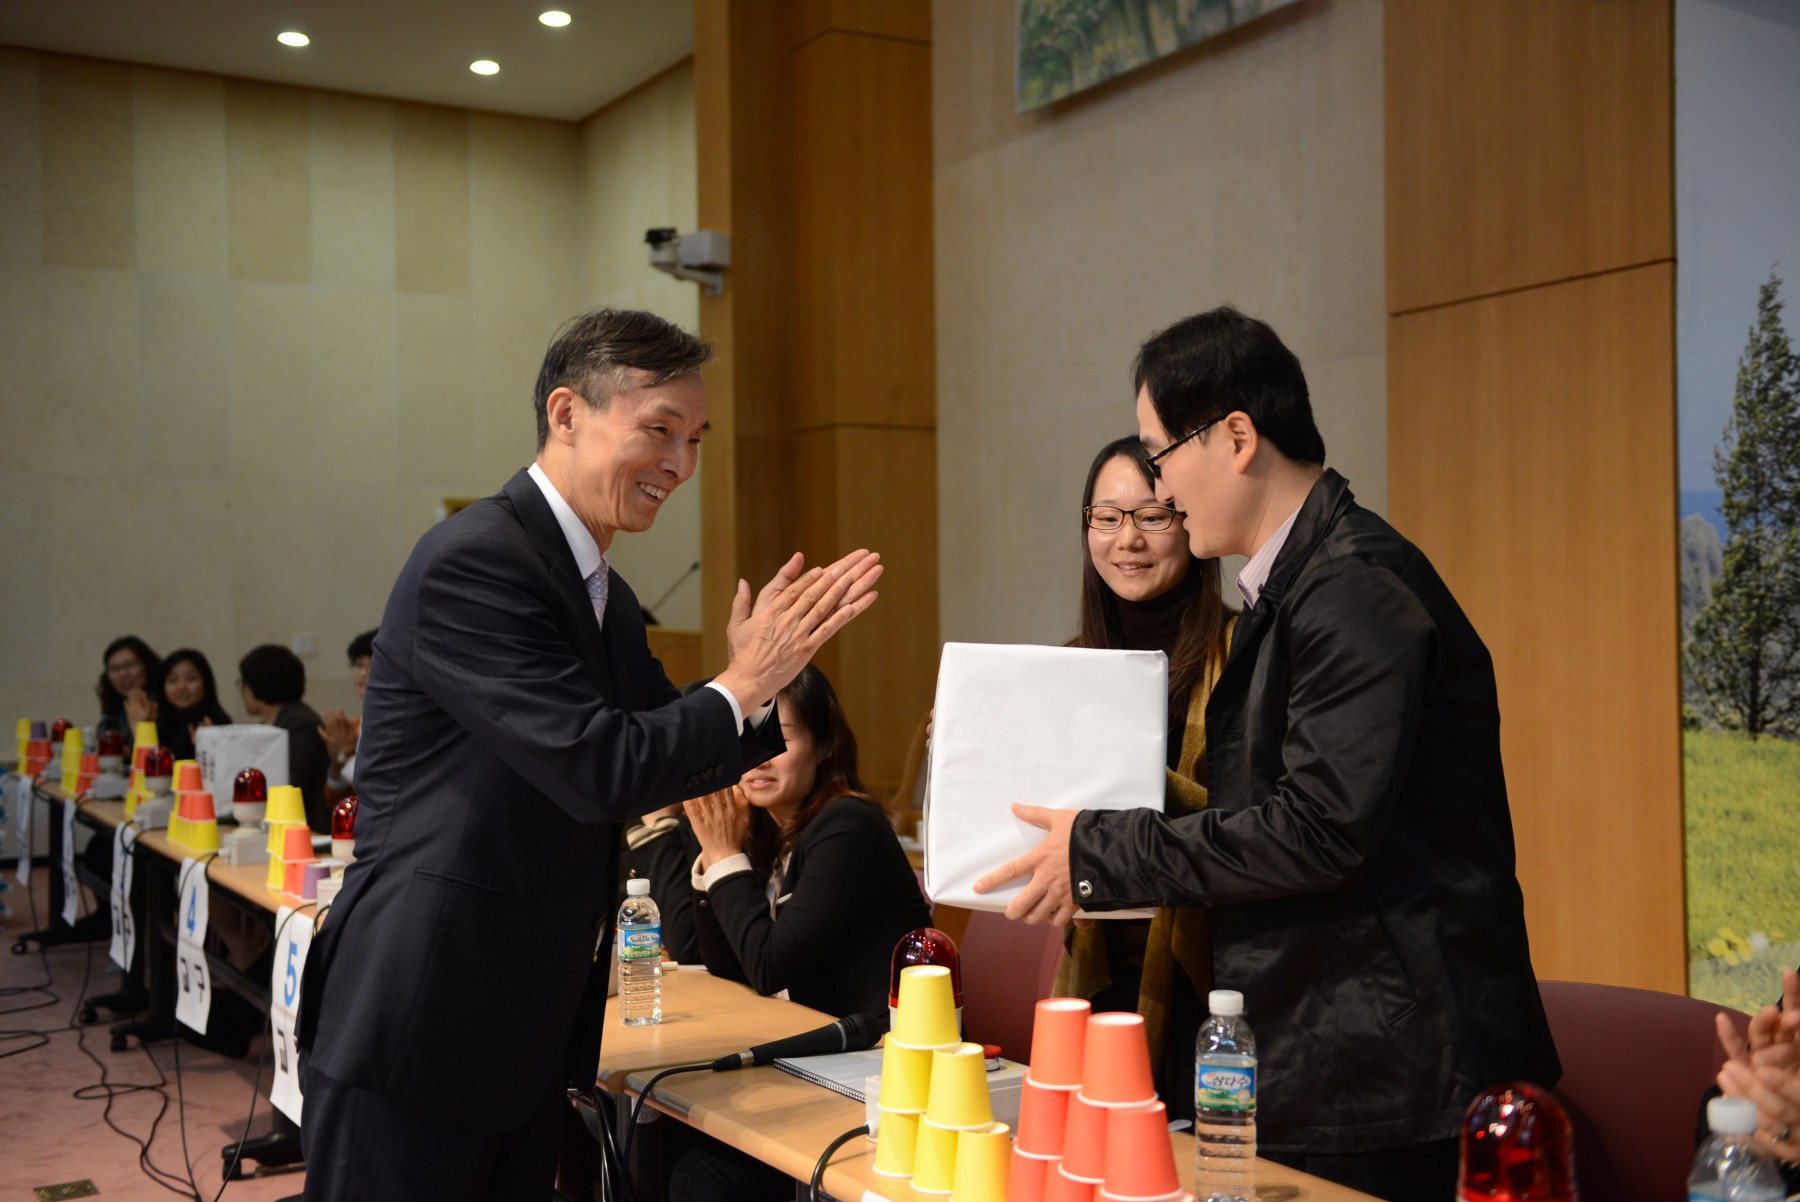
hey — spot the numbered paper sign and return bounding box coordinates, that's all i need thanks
[174,858,212,1035]
[269,905,315,1124]
[14,775,31,886]
[108,823,136,970]
[60,798,77,926]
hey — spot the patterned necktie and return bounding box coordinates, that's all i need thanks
[585,560,609,633]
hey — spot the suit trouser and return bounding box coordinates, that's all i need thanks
[299,1062,564,1202]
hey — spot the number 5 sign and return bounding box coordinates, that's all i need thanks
[174,858,212,1034]
[269,905,315,1124]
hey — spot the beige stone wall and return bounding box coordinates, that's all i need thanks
[0,49,700,734]
[933,0,1387,646]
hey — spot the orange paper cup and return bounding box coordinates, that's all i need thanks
[1078,1013,1156,1107]
[1059,1090,1110,1183]
[1027,998,1092,1089]
[872,1108,919,1178]
[1047,1164,1097,1202]
[925,1043,996,1130]
[1100,1100,1179,1200]
[1009,1146,1052,1202]
[1016,1076,1073,1158]
[173,759,203,792]
[912,1118,960,1195]
[880,1038,934,1113]
[950,1122,1011,1202]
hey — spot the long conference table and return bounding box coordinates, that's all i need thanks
[598,970,1382,1202]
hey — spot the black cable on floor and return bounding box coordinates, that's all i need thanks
[1,850,73,1055]
[211,1018,271,1202]
[809,1123,869,1201]
[66,856,202,1200]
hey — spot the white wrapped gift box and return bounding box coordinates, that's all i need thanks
[923,642,1166,917]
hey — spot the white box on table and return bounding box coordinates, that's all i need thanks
[922,642,1166,918]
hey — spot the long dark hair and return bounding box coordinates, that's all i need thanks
[158,648,221,713]
[96,635,162,718]
[743,664,874,879]
[1075,436,1230,703]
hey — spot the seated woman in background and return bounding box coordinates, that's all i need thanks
[95,635,163,749]
[1055,435,1234,1122]
[156,648,234,761]
[617,802,702,964]
[685,663,930,1015]
[321,628,375,804]
[237,644,330,833]
[673,664,930,1202]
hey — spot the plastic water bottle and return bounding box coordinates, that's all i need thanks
[1195,988,1257,1202]
[617,877,663,1027]
[1690,1097,1785,1201]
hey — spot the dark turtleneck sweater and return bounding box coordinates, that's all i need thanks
[1111,570,1197,769]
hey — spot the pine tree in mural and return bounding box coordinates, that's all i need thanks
[1688,271,1800,737]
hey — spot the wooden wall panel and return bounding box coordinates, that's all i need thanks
[1386,0,1673,314]
[1389,264,1684,992]
[793,424,939,794]
[1387,0,1682,990]
[695,0,937,795]
[792,30,935,431]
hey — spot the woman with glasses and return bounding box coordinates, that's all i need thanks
[1058,434,1234,1120]
[95,635,164,750]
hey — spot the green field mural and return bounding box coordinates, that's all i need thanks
[1685,727,1800,1011]
[1016,0,1299,112]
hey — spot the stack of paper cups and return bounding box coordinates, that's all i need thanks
[265,785,308,889]
[60,728,84,791]
[874,964,965,1180]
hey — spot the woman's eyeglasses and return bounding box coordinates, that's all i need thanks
[1083,505,1183,533]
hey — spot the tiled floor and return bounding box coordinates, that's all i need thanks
[1,868,305,1201]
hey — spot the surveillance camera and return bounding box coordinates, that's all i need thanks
[645,229,731,296]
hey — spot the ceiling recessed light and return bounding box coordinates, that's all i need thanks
[277,31,310,48]
[470,60,500,76]
[539,11,572,27]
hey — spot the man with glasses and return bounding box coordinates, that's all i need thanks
[978,306,1559,1202]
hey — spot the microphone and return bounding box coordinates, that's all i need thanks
[711,1012,888,1071]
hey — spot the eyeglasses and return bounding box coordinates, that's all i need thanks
[1083,505,1183,533]
[1145,416,1222,478]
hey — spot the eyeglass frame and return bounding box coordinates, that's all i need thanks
[1082,504,1184,533]
[1145,415,1223,478]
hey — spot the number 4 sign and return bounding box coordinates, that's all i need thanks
[269,905,315,1124]
[174,858,212,1034]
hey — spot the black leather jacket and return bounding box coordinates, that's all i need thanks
[1071,470,1560,1154]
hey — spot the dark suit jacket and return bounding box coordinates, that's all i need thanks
[1071,469,1560,1154]
[695,796,932,1018]
[297,468,780,1133]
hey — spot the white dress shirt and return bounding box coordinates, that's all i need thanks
[525,462,769,731]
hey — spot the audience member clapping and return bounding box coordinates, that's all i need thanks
[157,648,234,760]
[321,628,375,801]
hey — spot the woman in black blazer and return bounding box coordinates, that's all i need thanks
[685,663,931,1016]
[674,665,930,1202]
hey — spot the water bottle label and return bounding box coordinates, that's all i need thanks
[1197,1064,1256,1111]
[618,925,662,962]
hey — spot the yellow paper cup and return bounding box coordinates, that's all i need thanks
[133,720,159,751]
[951,1122,1012,1202]
[880,1039,934,1113]
[912,1119,961,1195]
[266,785,306,827]
[925,1043,995,1131]
[893,964,960,1050]
[872,1108,920,1178]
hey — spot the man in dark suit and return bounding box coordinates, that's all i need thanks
[977,307,1558,1202]
[296,308,881,1200]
